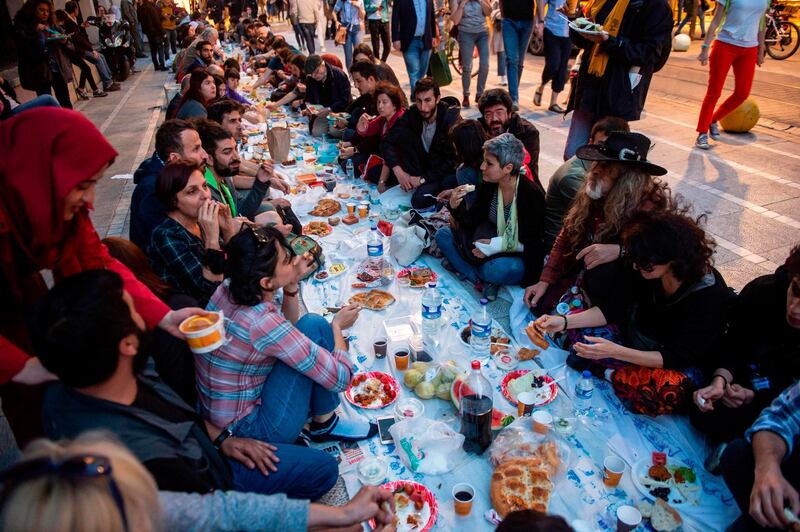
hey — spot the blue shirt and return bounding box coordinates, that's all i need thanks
[746,381,800,455]
[413,0,427,36]
[544,0,569,38]
[335,0,364,27]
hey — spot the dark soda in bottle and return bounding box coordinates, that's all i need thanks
[460,360,493,454]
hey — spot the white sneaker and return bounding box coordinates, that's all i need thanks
[696,133,712,150]
[709,121,721,140]
[499,75,507,86]
[320,46,327,53]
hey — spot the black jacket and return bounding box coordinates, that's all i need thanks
[479,113,541,180]
[391,0,437,52]
[131,153,166,251]
[569,0,672,121]
[305,63,352,113]
[448,176,547,287]
[59,13,93,54]
[13,23,54,90]
[383,100,462,184]
[138,1,164,38]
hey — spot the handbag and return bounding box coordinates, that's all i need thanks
[428,49,452,87]
[288,234,325,279]
[389,225,428,266]
[334,23,347,46]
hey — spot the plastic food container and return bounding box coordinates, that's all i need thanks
[357,457,388,486]
[393,397,425,421]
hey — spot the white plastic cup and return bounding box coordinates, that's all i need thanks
[179,311,226,354]
[616,505,642,532]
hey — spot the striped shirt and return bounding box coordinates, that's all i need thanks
[197,282,353,429]
[746,381,800,455]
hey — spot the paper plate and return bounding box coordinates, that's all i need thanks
[371,481,438,532]
[344,372,399,409]
[631,456,703,507]
[500,370,558,406]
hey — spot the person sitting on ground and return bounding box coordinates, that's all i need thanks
[265,54,307,108]
[200,225,377,462]
[103,236,199,406]
[33,269,341,499]
[176,68,217,119]
[302,54,352,112]
[166,72,192,119]
[536,211,732,416]
[334,59,379,138]
[223,68,255,106]
[544,117,630,250]
[720,381,800,531]
[478,89,540,182]
[0,431,397,530]
[130,119,209,251]
[0,75,59,121]
[352,42,400,85]
[691,245,800,453]
[382,77,462,209]
[524,132,675,315]
[148,161,244,305]
[195,119,283,219]
[350,81,407,192]
[444,119,487,208]
[189,40,215,74]
[438,133,546,301]
[181,26,220,76]
[497,510,574,532]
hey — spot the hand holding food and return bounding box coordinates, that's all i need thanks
[333,303,361,329]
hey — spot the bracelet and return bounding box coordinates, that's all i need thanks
[284,287,299,297]
[562,315,568,332]
[712,373,729,387]
[213,427,233,449]
[701,43,710,49]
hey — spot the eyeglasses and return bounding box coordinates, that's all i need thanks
[0,454,129,532]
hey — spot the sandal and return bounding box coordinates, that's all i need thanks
[548,103,566,113]
[533,86,544,107]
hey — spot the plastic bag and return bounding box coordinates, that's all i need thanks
[401,361,463,401]
[389,417,466,475]
[488,417,570,479]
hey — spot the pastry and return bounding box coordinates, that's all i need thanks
[490,457,554,518]
[343,214,359,225]
[648,464,672,482]
[462,184,476,193]
[281,159,296,167]
[349,289,395,310]
[517,347,540,361]
[328,216,341,226]
[651,499,682,532]
[525,322,551,350]
[309,198,341,217]
[408,268,434,287]
[303,221,332,237]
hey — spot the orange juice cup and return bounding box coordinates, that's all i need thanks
[358,201,369,218]
[179,312,226,354]
[347,202,356,215]
[603,456,625,487]
[452,483,475,516]
[532,410,553,435]
[394,349,409,370]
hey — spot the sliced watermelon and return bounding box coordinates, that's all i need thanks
[451,378,514,430]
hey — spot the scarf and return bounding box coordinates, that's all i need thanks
[496,177,519,253]
[203,166,238,217]
[586,0,630,77]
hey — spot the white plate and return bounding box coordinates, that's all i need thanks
[631,457,702,507]
[569,22,605,36]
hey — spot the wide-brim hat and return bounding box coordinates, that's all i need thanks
[575,131,667,176]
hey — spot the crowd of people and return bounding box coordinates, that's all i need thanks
[2,0,797,530]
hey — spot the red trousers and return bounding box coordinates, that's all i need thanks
[696,40,758,133]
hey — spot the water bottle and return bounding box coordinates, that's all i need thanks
[346,158,355,183]
[749,363,772,399]
[574,370,594,416]
[421,282,442,340]
[469,298,491,358]
[367,222,384,270]
[460,360,494,454]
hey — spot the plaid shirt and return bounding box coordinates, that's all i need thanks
[746,381,800,455]
[148,217,220,305]
[198,282,353,429]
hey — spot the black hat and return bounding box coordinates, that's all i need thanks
[575,131,667,176]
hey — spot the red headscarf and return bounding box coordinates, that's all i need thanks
[0,108,118,278]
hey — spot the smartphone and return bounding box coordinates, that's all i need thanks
[377,416,396,445]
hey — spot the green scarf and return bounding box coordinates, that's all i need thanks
[204,166,238,217]
[496,177,519,253]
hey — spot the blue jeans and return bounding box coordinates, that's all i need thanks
[83,51,113,87]
[230,314,340,499]
[502,18,534,104]
[563,107,595,160]
[435,226,526,285]
[343,28,361,70]
[403,37,432,95]
[457,30,489,98]
[497,51,506,77]
[12,94,60,115]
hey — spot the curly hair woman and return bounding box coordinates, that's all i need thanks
[536,211,734,415]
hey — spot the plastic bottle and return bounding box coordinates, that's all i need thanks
[421,282,442,341]
[573,370,594,416]
[367,222,384,271]
[460,360,494,454]
[346,158,355,183]
[469,298,491,358]
[749,363,772,398]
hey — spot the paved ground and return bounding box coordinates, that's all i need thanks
[82,23,800,294]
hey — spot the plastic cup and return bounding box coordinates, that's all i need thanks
[179,312,226,354]
[616,505,642,532]
[373,336,388,359]
[517,391,537,417]
[603,456,626,488]
[346,202,356,215]
[452,483,475,516]
[358,201,370,218]
[532,410,553,435]
[394,349,409,370]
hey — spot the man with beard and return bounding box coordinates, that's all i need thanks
[382,77,461,209]
[188,40,217,72]
[196,120,274,220]
[478,89,540,181]
[130,119,209,251]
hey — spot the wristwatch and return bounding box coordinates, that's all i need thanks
[213,427,234,449]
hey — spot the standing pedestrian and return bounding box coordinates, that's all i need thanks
[392,0,440,95]
[533,0,570,112]
[288,0,307,50]
[317,0,329,52]
[365,0,390,61]
[161,0,179,58]
[297,0,318,54]
[490,0,506,86]
[499,0,535,109]
[334,0,365,70]
[675,0,707,39]
[450,0,491,108]
[122,0,147,58]
[139,0,167,70]
[694,0,768,149]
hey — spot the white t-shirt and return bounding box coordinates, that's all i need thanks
[716,0,769,48]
